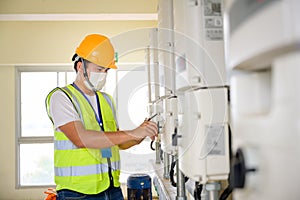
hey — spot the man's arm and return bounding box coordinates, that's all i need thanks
[118,139,143,150]
[59,120,157,149]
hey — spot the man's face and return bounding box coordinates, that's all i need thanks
[85,61,110,74]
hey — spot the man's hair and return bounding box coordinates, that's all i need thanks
[72,54,92,72]
[72,54,81,72]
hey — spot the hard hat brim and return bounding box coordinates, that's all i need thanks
[109,62,118,69]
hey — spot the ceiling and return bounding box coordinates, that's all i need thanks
[0,0,158,21]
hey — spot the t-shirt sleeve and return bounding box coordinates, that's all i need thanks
[49,90,81,130]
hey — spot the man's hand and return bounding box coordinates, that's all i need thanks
[131,121,158,141]
[119,121,158,150]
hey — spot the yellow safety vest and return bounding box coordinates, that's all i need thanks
[46,84,120,194]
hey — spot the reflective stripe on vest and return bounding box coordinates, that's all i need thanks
[46,84,120,194]
[55,161,120,176]
[54,140,78,150]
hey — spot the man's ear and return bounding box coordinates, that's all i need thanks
[76,61,83,72]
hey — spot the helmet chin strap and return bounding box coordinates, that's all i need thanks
[81,58,96,92]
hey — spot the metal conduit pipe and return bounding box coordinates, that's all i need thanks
[163,152,170,179]
[206,182,221,200]
[176,156,187,200]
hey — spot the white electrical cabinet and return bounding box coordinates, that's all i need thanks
[173,0,229,184]
[179,87,230,183]
[176,0,226,91]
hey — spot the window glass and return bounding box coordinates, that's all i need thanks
[116,68,155,183]
[117,70,148,129]
[21,72,57,137]
[20,143,54,186]
[20,71,76,137]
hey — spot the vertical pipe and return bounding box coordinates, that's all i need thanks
[146,46,152,105]
[150,28,160,101]
[201,185,208,200]
[155,136,161,164]
[176,155,187,200]
[149,28,161,164]
[170,0,176,95]
[206,182,221,200]
[208,190,219,200]
[163,152,170,179]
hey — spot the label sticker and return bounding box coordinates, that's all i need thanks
[205,125,225,155]
[204,0,223,40]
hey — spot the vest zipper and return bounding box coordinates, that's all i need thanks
[107,158,114,187]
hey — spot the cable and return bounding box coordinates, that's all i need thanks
[219,185,233,200]
[219,125,233,200]
[169,161,177,187]
[194,182,203,200]
[169,160,189,187]
[150,141,155,151]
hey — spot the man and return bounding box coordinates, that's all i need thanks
[45,34,157,200]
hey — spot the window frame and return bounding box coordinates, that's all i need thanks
[15,63,152,188]
[15,65,74,189]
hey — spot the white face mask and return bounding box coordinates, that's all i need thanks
[84,72,107,91]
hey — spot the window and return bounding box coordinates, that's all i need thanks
[16,66,76,187]
[115,66,155,183]
[16,64,155,187]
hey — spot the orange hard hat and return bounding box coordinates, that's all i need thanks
[75,34,117,69]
